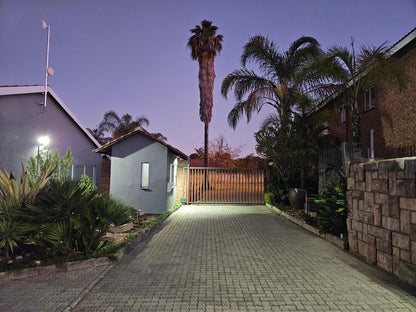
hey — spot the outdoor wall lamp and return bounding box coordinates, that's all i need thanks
[38,135,50,147]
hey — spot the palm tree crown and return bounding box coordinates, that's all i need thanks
[221,35,324,129]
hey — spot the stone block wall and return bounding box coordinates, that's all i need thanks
[347,157,416,284]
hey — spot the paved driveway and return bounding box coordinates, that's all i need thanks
[1,205,415,311]
[71,205,416,311]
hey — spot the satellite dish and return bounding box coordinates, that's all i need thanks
[47,67,54,76]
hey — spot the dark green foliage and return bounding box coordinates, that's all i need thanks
[27,147,72,187]
[267,176,286,205]
[312,172,347,236]
[256,112,324,189]
[25,178,132,257]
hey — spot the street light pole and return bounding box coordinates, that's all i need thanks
[42,20,51,108]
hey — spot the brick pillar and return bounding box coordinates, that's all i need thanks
[99,156,111,194]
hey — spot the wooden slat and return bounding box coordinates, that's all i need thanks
[188,167,264,204]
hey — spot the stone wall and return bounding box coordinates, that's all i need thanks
[347,157,416,284]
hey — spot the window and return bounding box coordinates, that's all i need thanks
[320,121,329,136]
[364,87,375,111]
[141,162,149,189]
[169,163,177,185]
[339,105,346,122]
[72,164,96,183]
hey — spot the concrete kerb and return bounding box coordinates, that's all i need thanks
[0,204,182,281]
[266,203,349,250]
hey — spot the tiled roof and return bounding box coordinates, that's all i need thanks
[93,127,188,160]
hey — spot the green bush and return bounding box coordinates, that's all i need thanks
[267,176,286,205]
[264,192,273,205]
[312,172,347,236]
[25,178,132,257]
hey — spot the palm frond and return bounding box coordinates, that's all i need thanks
[221,69,272,101]
[227,101,247,129]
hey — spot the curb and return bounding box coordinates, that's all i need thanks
[266,203,349,250]
[0,257,112,281]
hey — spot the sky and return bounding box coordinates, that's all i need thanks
[1,0,415,157]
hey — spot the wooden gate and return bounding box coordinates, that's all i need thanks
[186,167,264,204]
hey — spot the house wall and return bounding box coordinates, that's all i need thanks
[175,160,189,203]
[346,157,416,285]
[0,93,101,186]
[109,134,169,214]
[319,44,416,160]
[166,153,178,211]
[378,48,416,156]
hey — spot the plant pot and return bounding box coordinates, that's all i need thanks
[288,188,306,210]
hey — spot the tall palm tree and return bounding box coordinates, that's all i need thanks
[221,35,326,129]
[323,39,406,157]
[187,20,223,167]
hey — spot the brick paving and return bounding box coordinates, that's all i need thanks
[0,266,111,312]
[1,205,416,311]
[72,205,416,311]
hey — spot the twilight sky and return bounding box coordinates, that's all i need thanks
[1,0,415,157]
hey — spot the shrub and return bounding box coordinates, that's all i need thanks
[312,171,347,236]
[264,192,273,205]
[267,176,286,205]
[27,147,72,186]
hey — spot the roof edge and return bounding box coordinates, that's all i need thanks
[0,85,100,148]
[93,127,188,160]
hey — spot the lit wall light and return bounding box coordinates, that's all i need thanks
[38,135,50,147]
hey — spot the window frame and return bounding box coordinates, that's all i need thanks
[339,104,346,123]
[141,162,150,189]
[71,164,96,183]
[364,86,375,111]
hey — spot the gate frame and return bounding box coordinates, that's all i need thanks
[185,166,264,204]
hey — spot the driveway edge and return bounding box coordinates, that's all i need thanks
[266,203,349,250]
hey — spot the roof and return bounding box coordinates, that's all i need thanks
[93,126,188,160]
[313,27,416,113]
[0,85,100,148]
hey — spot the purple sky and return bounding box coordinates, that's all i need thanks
[1,0,415,157]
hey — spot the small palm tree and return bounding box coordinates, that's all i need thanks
[95,111,150,143]
[221,35,325,130]
[188,20,223,167]
[322,39,407,157]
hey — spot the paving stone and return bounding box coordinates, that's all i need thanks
[2,205,416,311]
[71,205,416,311]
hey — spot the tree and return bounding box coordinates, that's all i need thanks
[187,20,223,167]
[191,135,242,167]
[322,39,407,157]
[151,132,168,142]
[255,112,323,189]
[89,111,167,144]
[221,35,327,130]
[98,111,150,142]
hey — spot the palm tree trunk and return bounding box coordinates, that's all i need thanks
[204,122,209,167]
